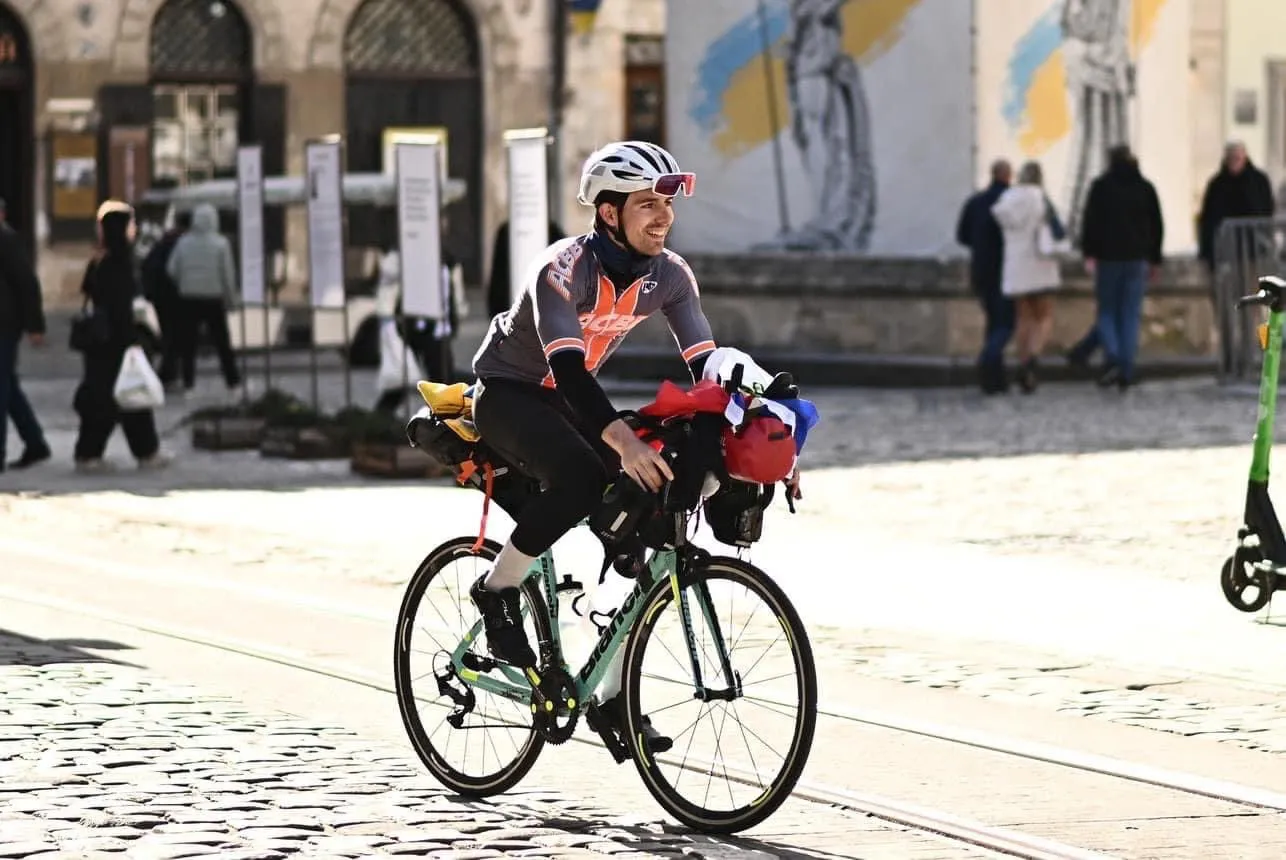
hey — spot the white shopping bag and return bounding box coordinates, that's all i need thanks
[375,318,425,395]
[113,345,166,411]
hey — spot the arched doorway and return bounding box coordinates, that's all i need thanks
[0,3,34,256]
[149,0,253,189]
[343,0,483,284]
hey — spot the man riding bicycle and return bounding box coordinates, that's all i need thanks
[468,140,798,753]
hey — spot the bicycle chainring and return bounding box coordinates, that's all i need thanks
[529,665,580,744]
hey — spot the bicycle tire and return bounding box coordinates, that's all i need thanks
[394,535,550,797]
[622,555,818,833]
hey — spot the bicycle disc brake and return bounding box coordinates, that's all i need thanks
[527,665,579,744]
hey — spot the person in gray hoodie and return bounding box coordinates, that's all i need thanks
[166,203,243,394]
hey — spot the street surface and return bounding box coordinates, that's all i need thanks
[4,340,1286,857]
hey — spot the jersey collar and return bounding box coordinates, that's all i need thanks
[589,227,655,292]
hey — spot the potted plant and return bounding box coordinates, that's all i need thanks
[190,388,305,451]
[258,394,347,460]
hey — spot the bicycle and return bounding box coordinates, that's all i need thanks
[393,409,818,834]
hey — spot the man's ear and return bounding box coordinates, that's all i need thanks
[597,202,618,229]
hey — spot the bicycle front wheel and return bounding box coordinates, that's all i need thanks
[622,555,818,833]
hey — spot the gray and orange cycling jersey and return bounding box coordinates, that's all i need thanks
[472,234,717,387]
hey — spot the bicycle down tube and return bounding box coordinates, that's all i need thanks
[448,546,736,709]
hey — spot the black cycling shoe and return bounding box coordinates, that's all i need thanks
[599,695,673,754]
[469,574,538,668]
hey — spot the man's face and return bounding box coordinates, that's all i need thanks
[601,189,676,256]
[1227,145,1248,174]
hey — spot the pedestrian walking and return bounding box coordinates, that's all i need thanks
[0,196,52,472]
[991,161,1067,393]
[165,203,243,399]
[140,209,192,389]
[72,201,171,472]
[1079,144,1165,390]
[956,159,1015,394]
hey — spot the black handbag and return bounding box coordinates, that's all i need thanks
[68,265,111,353]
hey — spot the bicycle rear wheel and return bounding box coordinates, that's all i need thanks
[622,555,817,833]
[394,536,549,796]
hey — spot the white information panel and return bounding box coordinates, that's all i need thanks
[396,141,445,319]
[305,139,345,309]
[505,128,551,306]
[236,145,265,305]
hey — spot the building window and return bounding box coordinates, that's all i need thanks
[149,0,251,78]
[152,85,239,187]
[624,35,664,146]
[344,0,478,77]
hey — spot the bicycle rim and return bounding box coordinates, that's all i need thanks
[393,536,547,796]
[623,556,818,833]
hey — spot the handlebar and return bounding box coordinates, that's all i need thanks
[1237,276,1286,312]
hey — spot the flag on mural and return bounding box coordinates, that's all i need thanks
[569,0,603,36]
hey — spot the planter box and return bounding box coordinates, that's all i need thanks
[350,441,455,480]
[259,424,351,460]
[191,415,266,451]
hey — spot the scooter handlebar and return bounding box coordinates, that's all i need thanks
[1237,290,1272,309]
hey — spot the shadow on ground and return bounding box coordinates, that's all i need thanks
[0,628,141,668]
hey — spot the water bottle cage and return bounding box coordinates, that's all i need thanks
[569,591,616,635]
[588,608,616,634]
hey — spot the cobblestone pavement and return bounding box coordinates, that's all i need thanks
[0,632,907,860]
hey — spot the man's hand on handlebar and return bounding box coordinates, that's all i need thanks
[785,464,802,501]
[602,419,673,493]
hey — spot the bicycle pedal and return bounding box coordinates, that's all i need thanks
[585,704,630,764]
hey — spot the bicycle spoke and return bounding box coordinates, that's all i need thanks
[625,557,816,832]
[394,538,546,798]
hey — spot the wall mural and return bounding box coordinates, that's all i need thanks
[980,0,1192,251]
[666,0,973,256]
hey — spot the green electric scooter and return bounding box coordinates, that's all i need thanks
[1222,275,1286,612]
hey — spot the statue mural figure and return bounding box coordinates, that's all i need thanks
[756,0,876,251]
[1060,0,1135,244]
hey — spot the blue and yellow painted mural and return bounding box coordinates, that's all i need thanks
[687,0,923,159]
[1002,0,1170,155]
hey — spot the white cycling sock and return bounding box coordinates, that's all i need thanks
[484,541,536,591]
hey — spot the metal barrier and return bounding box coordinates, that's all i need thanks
[1214,216,1286,382]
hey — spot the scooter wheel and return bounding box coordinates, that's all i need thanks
[1221,551,1273,613]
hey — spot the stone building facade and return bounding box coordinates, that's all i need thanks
[0,0,665,306]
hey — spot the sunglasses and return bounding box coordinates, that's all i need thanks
[653,173,696,198]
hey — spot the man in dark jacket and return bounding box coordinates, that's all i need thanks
[1079,145,1165,390]
[956,159,1014,394]
[1198,141,1274,269]
[0,199,51,472]
[1197,142,1274,373]
[140,209,192,387]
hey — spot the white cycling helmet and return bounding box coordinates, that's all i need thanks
[577,140,694,207]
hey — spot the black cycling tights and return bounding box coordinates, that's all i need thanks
[473,377,619,557]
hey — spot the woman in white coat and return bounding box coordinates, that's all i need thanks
[991,161,1067,392]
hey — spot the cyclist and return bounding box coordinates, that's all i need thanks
[467,140,729,751]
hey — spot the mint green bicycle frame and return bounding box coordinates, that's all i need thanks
[448,540,735,713]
